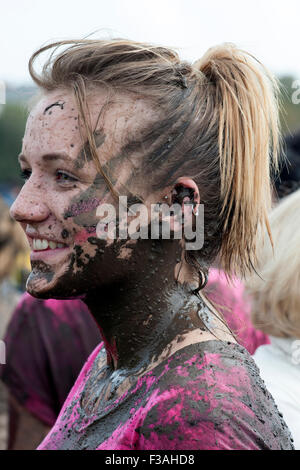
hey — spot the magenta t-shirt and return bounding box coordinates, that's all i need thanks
[38,340,293,450]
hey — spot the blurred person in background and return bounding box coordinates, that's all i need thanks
[204,269,270,355]
[246,189,300,449]
[0,196,29,339]
[0,294,101,449]
[0,196,29,450]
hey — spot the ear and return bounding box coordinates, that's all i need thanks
[171,177,200,212]
[160,177,200,235]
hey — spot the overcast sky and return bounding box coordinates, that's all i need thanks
[1,0,299,84]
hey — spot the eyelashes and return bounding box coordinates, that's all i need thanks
[20,169,78,185]
[20,169,31,180]
[55,170,78,184]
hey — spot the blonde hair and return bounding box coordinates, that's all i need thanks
[28,39,280,279]
[246,189,300,338]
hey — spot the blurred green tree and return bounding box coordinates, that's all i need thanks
[0,103,28,184]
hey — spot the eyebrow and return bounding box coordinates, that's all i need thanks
[18,152,73,164]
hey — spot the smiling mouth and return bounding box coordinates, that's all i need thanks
[32,238,68,251]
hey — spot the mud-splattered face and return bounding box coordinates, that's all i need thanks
[10,89,158,299]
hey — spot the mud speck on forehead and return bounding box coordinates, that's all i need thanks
[43,101,66,115]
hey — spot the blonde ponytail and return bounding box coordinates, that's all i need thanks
[193,44,280,277]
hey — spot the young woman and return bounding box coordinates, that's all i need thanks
[10,39,294,450]
[247,189,300,449]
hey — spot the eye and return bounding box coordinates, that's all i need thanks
[20,169,32,181]
[55,170,78,184]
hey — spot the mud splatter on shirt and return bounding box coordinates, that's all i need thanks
[38,341,294,450]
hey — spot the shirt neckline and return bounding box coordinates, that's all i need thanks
[72,339,249,432]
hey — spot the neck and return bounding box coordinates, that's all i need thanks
[84,241,205,372]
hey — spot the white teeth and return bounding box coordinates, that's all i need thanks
[41,239,48,250]
[33,239,64,251]
[33,239,48,250]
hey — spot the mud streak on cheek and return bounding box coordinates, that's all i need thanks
[64,198,101,236]
[63,172,109,236]
[64,198,101,219]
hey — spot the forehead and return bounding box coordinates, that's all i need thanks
[23,89,155,159]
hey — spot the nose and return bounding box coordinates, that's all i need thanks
[10,181,50,223]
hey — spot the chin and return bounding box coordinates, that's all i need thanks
[25,265,86,301]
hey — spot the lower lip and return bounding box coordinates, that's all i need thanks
[30,246,70,261]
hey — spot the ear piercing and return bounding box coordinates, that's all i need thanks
[163,195,199,215]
